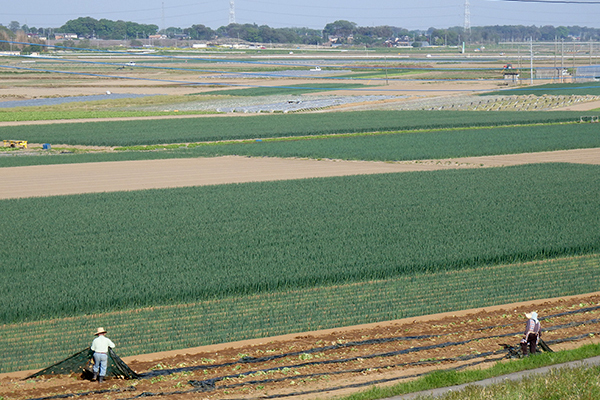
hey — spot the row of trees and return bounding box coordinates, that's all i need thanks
[0,26,43,52]
[59,17,159,41]
[179,22,600,46]
[4,17,600,47]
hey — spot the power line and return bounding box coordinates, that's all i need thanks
[496,0,600,3]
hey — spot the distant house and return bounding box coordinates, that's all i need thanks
[55,33,78,40]
[385,36,411,47]
[26,33,46,41]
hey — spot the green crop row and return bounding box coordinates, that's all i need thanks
[0,110,586,147]
[181,121,600,161]
[1,163,599,326]
[483,81,600,96]
[1,254,598,374]
[2,119,600,168]
[0,109,214,122]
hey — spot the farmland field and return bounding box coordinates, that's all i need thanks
[1,162,600,375]
[1,47,600,400]
[1,115,600,169]
[0,110,588,147]
[1,254,599,374]
[483,81,600,96]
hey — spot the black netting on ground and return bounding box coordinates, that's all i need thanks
[139,311,600,380]
[19,305,599,400]
[26,348,139,380]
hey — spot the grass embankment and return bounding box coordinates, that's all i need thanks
[341,344,600,400]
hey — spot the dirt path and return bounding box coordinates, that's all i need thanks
[2,291,600,400]
[1,148,599,200]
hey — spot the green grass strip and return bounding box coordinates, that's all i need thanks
[0,254,599,374]
[341,343,600,400]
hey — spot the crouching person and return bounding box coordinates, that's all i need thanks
[520,312,541,356]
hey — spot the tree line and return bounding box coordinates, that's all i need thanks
[3,17,600,48]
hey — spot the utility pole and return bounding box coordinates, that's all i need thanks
[561,39,564,83]
[161,2,165,34]
[530,37,533,85]
[554,36,557,82]
[384,55,389,85]
[463,0,471,43]
[573,42,576,82]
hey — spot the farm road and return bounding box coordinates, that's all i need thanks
[1,148,600,200]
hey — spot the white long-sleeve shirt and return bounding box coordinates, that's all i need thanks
[91,335,116,353]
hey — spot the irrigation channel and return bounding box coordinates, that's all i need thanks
[13,300,600,400]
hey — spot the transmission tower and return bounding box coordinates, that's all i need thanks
[229,0,236,24]
[161,2,166,34]
[463,0,471,39]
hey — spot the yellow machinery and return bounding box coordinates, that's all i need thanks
[3,140,28,149]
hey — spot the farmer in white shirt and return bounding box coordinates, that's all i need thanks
[90,327,116,383]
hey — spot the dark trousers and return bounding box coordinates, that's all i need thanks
[521,333,539,356]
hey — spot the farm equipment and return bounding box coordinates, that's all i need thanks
[500,338,553,359]
[3,139,28,149]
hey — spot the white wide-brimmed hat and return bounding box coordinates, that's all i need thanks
[525,312,538,320]
[94,327,107,335]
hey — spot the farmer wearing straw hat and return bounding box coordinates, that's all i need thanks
[90,327,115,383]
[521,312,541,356]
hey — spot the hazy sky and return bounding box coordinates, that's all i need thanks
[2,0,600,31]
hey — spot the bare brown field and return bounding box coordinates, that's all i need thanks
[2,148,600,200]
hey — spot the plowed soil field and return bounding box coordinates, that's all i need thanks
[3,148,600,200]
[2,292,600,400]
